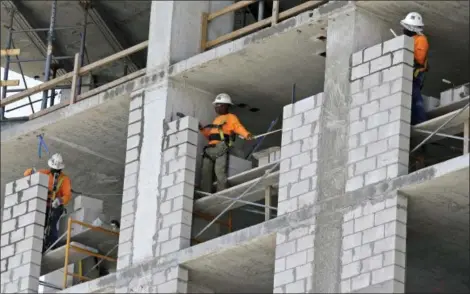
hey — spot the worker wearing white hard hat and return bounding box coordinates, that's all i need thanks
[24,153,72,252]
[199,93,254,193]
[401,12,430,168]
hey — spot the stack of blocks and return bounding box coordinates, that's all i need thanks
[273,93,323,292]
[277,93,323,216]
[117,90,144,270]
[156,116,198,257]
[347,35,414,192]
[1,173,48,293]
[340,192,407,293]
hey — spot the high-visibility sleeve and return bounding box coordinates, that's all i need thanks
[228,114,250,139]
[59,176,72,205]
[201,127,211,138]
[414,35,429,66]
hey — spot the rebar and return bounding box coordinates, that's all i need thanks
[41,0,57,110]
[1,9,15,120]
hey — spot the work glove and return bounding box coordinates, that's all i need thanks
[52,198,62,208]
[246,134,254,140]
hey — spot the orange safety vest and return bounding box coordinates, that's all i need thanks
[413,34,429,78]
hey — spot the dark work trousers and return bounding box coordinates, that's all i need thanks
[43,204,64,252]
[411,71,427,125]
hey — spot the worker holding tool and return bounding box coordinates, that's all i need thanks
[199,93,254,193]
[400,12,430,169]
[24,153,72,252]
[401,12,429,125]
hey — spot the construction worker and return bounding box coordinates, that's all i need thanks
[400,12,429,125]
[24,153,72,252]
[200,93,254,193]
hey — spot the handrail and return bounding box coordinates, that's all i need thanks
[0,40,149,108]
[201,0,327,51]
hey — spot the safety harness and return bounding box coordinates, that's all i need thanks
[202,121,236,161]
[414,58,429,78]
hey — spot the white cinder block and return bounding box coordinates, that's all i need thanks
[126,134,140,151]
[378,121,410,141]
[301,136,318,153]
[341,261,360,279]
[348,135,359,149]
[285,250,307,270]
[369,84,391,102]
[293,124,313,142]
[19,276,39,292]
[290,179,310,198]
[128,108,142,124]
[355,157,376,175]
[22,250,42,266]
[349,107,361,122]
[300,162,317,180]
[351,91,368,108]
[2,208,12,222]
[10,228,25,243]
[343,232,362,250]
[392,49,414,66]
[352,243,372,262]
[286,280,305,293]
[351,272,371,291]
[367,111,389,130]
[1,234,9,247]
[382,35,414,54]
[391,78,413,95]
[160,237,187,255]
[283,104,294,119]
[1,259,6,272]
[383,250,406,268]
[354,214,374,232]
[127,121,142,137]
[291,152,311,170]
[371,265,405,284]
[279,169,300,188]
[352,50,363,66]
[15,237,42,254]
[362,201,386,216]
[298,191,317,207]
[172,196,193,213]
[349,120,366,136]
[27,198,47,214]
[296,262,313,280]
[364,44,382,62]
[281,141,301,160]
[283,114,303,131]
[1,244,15,259]
[362,225,385,244]
[15,177,30,192]
[275,257,286,273]
[343,220,354,236]
[178,116,199,132]
[345,176,364,192]
[24,224,43,240]
[20,186,48,203]
[281,130,292,147]
[29,173,49,188]
[18,212,45,228]
[348,147,365,164]
[161,174,175,189]
[273,269,294,287]
[8,254,22,269]
[276,240,296,259]
[315,93,324,108]
[373,236,406,254]
[360,128,378,146]
[124,160,139,178]
[166,182,194,200]
[379,92,411,112]
[161,210,192,228]
[361,254,383,273]
[288,227,308,241]
[129,95,142,111]
[5,182,15,196]
[351,63,370,81]
[4,194,19,209]
[2,219,17,234]
[365,168,387,185]
[361,101,379,118]
[389,106,411,123]
[168,130,198,148]
[296,235,314,252]
[382,64,413,83]
[351,79,363,95]
[177,143,198,159]
[370,54,392,73]
[366,140,388,158]
[362,72,380,90]
[342,249,353,265]
[294,96,315,114]
[341,279,351,293]
[387,163,408,179]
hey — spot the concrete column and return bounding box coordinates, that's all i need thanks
[346,35,414,192]
[1,173,48,293]
[340,192,407,293]
[146,1,234,71]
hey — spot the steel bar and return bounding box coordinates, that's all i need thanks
[50,66,58,106]
[411,103,470,154]
[41,0,57,110]
[5,98,42,112]
[10,56,74,63]
[413,129,469,142]
[254,128,282,139]
[195,159,281,238]
[83,244,118,278]
[258,0,265,20]
[196,190,277,210]
[1,9,15,120]
[77,8,88,95]
[11,40,35,113]
[11,24,94,33]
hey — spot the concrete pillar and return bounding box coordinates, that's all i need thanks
[146,1,234,71]
[340,192,407,293]
[1,173,48,293]
[346,35,414,192]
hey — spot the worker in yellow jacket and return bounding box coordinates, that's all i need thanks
[200,93,254,193]
[24,153,72,251]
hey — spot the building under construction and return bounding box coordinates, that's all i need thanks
[1,0,469,293]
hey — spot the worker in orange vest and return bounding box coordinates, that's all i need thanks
[24,153,72,252]
[199,93,254,193]
[400,12,429,125]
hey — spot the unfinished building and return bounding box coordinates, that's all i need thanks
[1,0,469,293]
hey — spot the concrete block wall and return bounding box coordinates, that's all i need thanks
[347,36,414,192]
[278,93,323,216]
[340,192,407,293]
[116,265,188,293]
[155,116,198,256]
[273,223,316,293]
[1,173,48,293]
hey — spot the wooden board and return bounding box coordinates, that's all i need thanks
[0,49,20,56]
[0,80,19,87]
[41,242,98,275]
[412,105,470,143]
[195,171,280,215]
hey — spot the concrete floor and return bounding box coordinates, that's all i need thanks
[401,160,469,293]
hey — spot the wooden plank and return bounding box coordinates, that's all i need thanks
[1,40,148,107]
[208,1,257,21]
[272,0,279,25]
[0,80,20,87]
[69,53,81,105]
[206,1,325,49]
[200,12,209,52]
[1,48,20,56]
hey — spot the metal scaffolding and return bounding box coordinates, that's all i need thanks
[0,1,90,120]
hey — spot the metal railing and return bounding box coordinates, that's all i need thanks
[200,0,328,51]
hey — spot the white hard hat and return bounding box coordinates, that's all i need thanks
[400,12,424,32]
[48,153,65,170]
[213,93,233,105]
